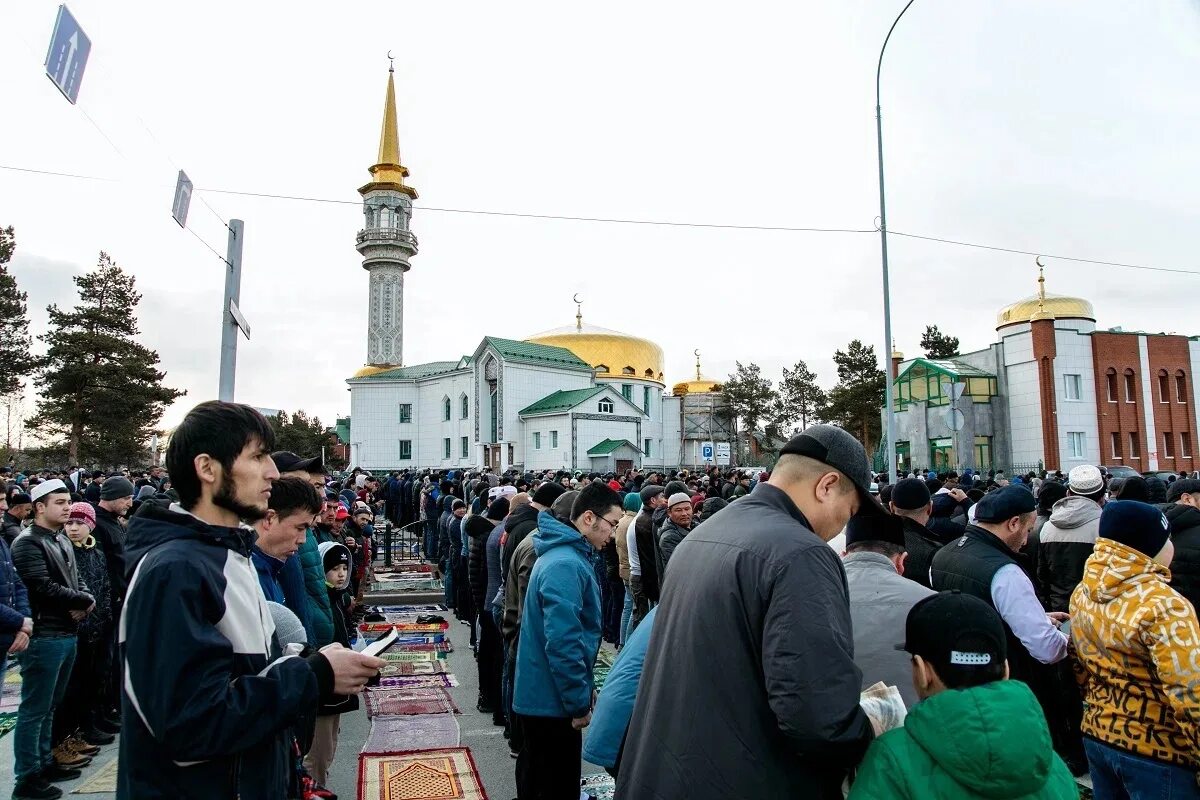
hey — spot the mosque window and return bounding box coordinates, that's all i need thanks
[461,437,469,458]
[1124,370,1137,403]
[1110,432,1121,460]
[1068,432,1086,459]
[1176,371,1188,404]
[1158,371,1170,404]
[644,439,652,457]
[1163,432,1175,460]
[595,364,610,374]
[1182,432,1192,459]
[643,386,651,415]
[622,385,633,402]
[1063,374,1082,401]
[461,394,469,419]
[534,432,542,450]
[1105,369,1118,402]
[551,430,559,449]
[1129,432,1141,459]
[598,398,614,414]
[622,366,635,376]
[644,369,654,378]
[398,440,412,460]
[443,396,451,421]
[379,206,393,229]
[443,438,451,459]
[973,436,992,471]
[398,403,412,423]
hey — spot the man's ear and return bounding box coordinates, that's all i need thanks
[894,551,908,577]
[193,453,220,492]
[815,471,842,502]
[913,655,933,692]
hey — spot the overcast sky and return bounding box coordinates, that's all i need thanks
[3,1,1199,434]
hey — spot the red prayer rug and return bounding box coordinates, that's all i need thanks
[364,687,460,718]
[358,748,487,800]
[361,713,461,754]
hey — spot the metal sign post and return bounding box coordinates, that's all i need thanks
[218,220,250,401]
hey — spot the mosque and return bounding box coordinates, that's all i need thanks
[889,267,1200,475]
[343,67,731,473]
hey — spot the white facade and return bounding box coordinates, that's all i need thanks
[1052,322,1101,468]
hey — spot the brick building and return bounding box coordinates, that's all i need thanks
[888,270,1200,474]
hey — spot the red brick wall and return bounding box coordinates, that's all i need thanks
[1091,333,1146,465]
[1031,320,1060,470]
[1146,336,1196,472]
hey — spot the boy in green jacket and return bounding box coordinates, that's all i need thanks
[849,592,1078,800]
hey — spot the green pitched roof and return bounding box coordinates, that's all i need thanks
[333,416,350,444]
[519,387,607,416]
[355,361,464,381]
[482,337,591,371]
[895,357,995,382]
[587,438,642,456]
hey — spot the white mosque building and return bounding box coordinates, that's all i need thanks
[345,67,731,473]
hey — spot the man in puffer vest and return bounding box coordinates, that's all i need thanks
[1070,499,1200,797]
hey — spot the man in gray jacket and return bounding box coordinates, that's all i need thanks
[842,512,934,708]
[618,425,882,799]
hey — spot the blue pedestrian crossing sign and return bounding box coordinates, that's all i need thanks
[44,5,91,105]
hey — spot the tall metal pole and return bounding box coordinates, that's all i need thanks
[876,0,916,479]
[218,219,245,401]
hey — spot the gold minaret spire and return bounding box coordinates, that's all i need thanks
[359,56,417,198]
[695,349,702,381]
[1030,256,1053,321]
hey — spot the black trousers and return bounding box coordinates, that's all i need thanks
[476,607,503,714]
[54,633,112,742]
[515,714,581,800]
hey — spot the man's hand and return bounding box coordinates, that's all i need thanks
[571,711,592,730]
[1047,611,1070,627]
[69,609,87,621]
[21,617,32,635]
[948,488,968,502]
[320,644,385,695]
[9,631,29,653]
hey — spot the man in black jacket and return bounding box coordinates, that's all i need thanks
[117,401,384,800]
[90,476,135,735]
[11,480,94,799]
[1164,478,1200,609]
[619,425,881,799]
[887,478,945,589]
[3,491,32,546]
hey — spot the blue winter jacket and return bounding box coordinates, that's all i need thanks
[0,535,30,652]
[118,502,333,800]
[513,509,601,719]
[251,547,287,604]
[298,528,335,646]
[583,606,657,769]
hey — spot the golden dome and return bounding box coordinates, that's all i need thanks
[351,364,396,379]
[526,323,665,384]
[996,293,1095,329]
[672,378,722,395]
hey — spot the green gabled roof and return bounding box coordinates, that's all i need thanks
[519,387,608,416]
[356,361,464,381]
[482,336,591,371]
[333,416,350,444]
[895,357,995,383]
[587,438,642,456]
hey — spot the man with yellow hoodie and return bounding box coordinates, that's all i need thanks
[1070,499,1200,797]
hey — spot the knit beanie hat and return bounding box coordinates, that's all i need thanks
[68,502,96,531]
[622,492,642,513]
[319,541,351,573]
[101,476,135,501]
[486,496,510,521]
[1099,500,1171,559]
[266,601,306,648]
[531,481,567,508]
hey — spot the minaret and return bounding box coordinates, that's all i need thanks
[357,58,418,368]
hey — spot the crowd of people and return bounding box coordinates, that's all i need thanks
[2,398,1198,799]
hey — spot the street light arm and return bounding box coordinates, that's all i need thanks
[876,0,918,107]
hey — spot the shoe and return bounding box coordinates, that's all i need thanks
[79,727,116,746]
[476,700,494,714]
[492,715,506,727]
[508,746,519,759]
[93,716,121,735]
[41,764,83,782]
[50,742,91,769]
[12,776,63,799]
[64,734,101,757]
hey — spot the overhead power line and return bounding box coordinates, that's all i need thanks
[1,162,1197,277]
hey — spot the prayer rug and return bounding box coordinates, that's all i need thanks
[358,748,487,800]
[394,621,450,633]
[376,604,448,613]
[379,674,459,690]
[364,687,461,718]
[581,773,616,800]
[592,663,612,692]
[362,713,461,753]
[390,642,453,654]
[381,650,442,664]
[0,711,15,739]
[380,660,448,677]
[72,757,120,793]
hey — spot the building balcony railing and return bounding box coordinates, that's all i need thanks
[356,228,419,248]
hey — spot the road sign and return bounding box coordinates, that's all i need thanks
[715,442,731,464]
[948,407,966,432]
[171,170,193,228]
[44,5,91,104]
[701,441,714,462]
[229,299,251,339]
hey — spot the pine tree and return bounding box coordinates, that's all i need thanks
[920,324,960,359]
[822,340,886,452]
[720,362,778,461]
[28,251,185,465]
[268,409,333,459]
[775,360,827,433]
[0,226,33,401]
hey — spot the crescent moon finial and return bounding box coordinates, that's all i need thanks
[694,349,700,358]
[573,293,581,304]
[1036,255,1045,268]
[387,51,394,72]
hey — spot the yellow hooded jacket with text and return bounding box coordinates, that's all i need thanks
[1070,537,1200,768]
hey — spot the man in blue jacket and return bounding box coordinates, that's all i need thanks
[250,477,323,640]
[513,481,621,799]
[118,401,383,799]
[0,491,31,682]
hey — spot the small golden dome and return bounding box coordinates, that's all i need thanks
[351,364,396,379]
[996,293,1095,329]
[526,323,665,384]
[672,378,722,396]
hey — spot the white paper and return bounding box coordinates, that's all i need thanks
[361,626,398,658]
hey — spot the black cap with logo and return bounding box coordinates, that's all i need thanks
[895,591,1007,688]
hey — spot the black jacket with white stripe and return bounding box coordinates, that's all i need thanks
[117,501,334,800]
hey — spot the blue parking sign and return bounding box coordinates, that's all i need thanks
[44,5,91,104]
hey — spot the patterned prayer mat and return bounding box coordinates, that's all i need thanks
[376,604,448,612]
[390,641,453,654]
[0,712,15,739]
[379,674,460,690]
[381,650,444,664]
[362,713,461,754]
[581,773,616,800]
[593,663,612,692]
[364,687,461,718]
[380,660,448,677]
[360,621,450,635]
[358,748,487,800]
[0,663,21,738]
[72,757,120,793]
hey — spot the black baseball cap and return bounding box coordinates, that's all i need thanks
[895,592,1007,688]
[271,451,324,475]
[778,425,888,520]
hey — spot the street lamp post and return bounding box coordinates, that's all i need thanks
[876,0,917,479]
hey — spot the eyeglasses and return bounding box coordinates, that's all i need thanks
[598,515,622,531]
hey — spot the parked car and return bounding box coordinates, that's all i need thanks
[1143,470,1182,482]
[1103,465,1141,480]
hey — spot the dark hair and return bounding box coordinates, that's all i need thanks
[846,541,905,558]
[166,401,275,509]
[938,651,1008,690]
[1115,476,1150,503]
[571,481,622,522]
[268,476,322,518]
[1037,481,1068,513]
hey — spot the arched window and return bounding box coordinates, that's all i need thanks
[622,366,635,375]
[1158,369,1170,404]
[595,364,609,374]
[443,396,451,421]
[1177,371,1189,404]
[644,368,654,378]
[460,394,469,419]
[598,398,614,414]
[1123,369,1136,403]
[379,206,392,229]
[1105,368,1117,402]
